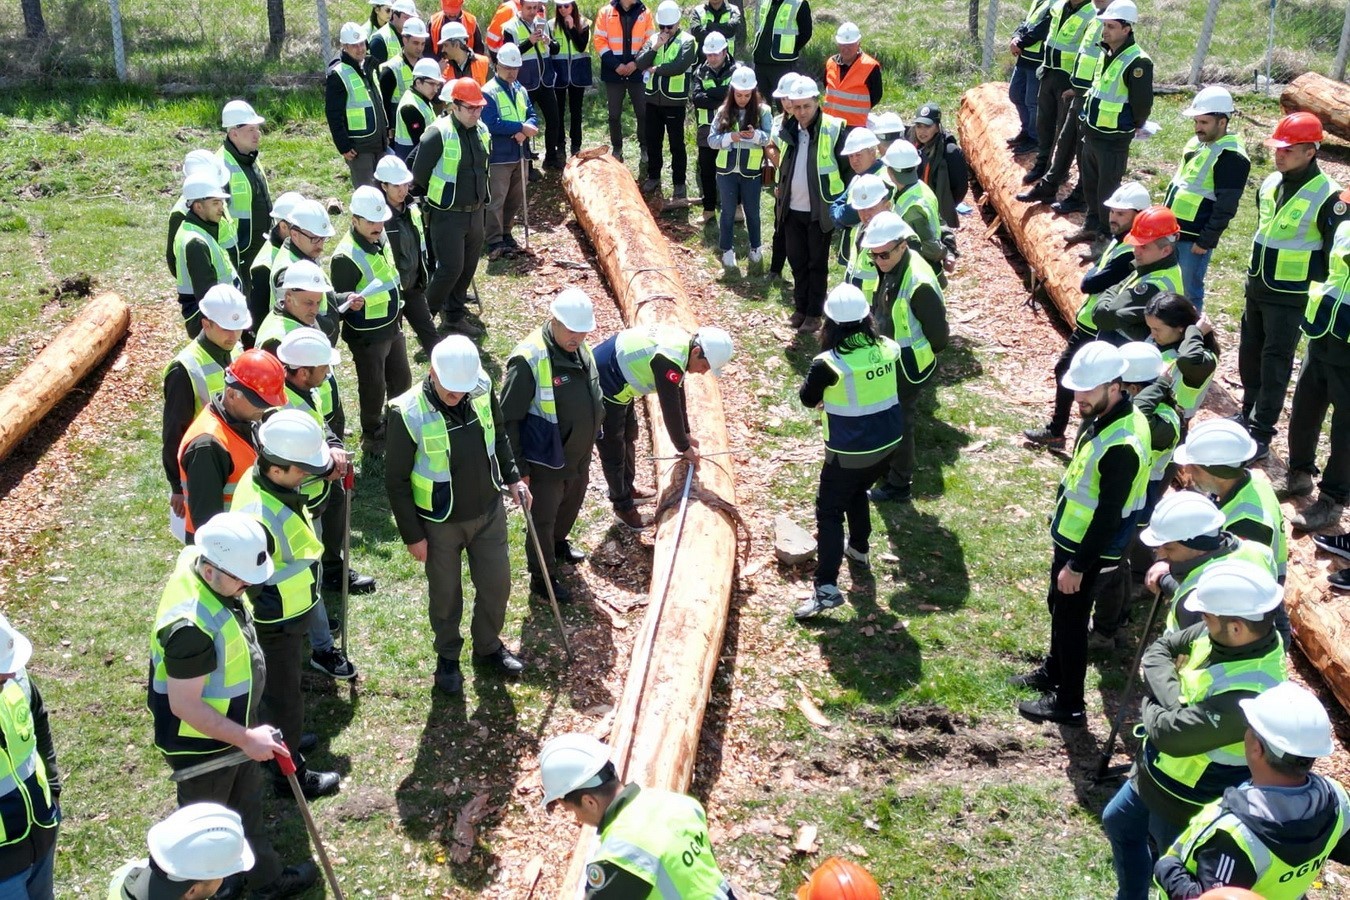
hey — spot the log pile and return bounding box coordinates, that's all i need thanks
[557,151,739,898]
[0,292,130,463]
[1281,72,1350,144]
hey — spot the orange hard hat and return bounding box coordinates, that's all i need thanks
[1197,889,1264,900]
[226,349,287,407]
[450,77,487,108]
[1265,111,1324,148]
[1125,205,1181,246]
[795,858,881,900]
[442,0,464,12]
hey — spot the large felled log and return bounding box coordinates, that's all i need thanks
[1285,516,1350,712]
[557,151,739,898]
[0,292,130,463]
[958,82,1093,326]
[1281,72,1350,144]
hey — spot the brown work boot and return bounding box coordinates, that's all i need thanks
[796,316,822,334]
[1064,228,1098,246]
[613,506,653,531]
[630,484,657,503]
[788,311,806,328]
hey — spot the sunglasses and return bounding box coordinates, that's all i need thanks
[868,244,901,261]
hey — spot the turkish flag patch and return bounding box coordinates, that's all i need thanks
[666,370,682,384]
[553,376,563,385]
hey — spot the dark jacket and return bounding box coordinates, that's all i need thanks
[872,250,950,388]
[598,0,650,83]
[1245,159,1343,306]
[908,127,968,229]
[325,52,390,155]
[799,343,907,468]
[177,210,230,303]
[751,0,812,65]
[775,107,849,231]
[162,334,235,495]
[1062,396,1143,568]
[481,76,539,164]
[634,29,699,109]
[220,137,271,260]
[1084,33,1153,140]
[1178,136,1251,248]
[1093,252,1182,343]
[689,1,746,57]
[330,230,404,344]
[690,56,737,143]
[1080,243,1134,297]
[384,198,426,292]
[411,116,491,210]
[499,326,603,479]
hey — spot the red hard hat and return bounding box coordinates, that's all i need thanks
[450,77,487,107]
[1265,111,1324,148]
[795,858,882,900]
[1197,889,1264,900]
[1125,205,1181,246]
[226,349,287,407]
[442,0,464,11]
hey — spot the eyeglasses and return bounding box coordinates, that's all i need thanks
[293,228,327,243]
[454,102,483,114]
[868,244,901,261]
[660,23,677,30]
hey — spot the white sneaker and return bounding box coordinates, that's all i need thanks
[844,544,870,567]
[721,249,737,269]
[794,584,845,620]
[748,246,764,265]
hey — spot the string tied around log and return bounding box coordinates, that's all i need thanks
[652,459,753,565]
[620,266,682,309]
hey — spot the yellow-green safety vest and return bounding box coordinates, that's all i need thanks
[380,55,416,109]
[1076,238,1134,334]
[335,61,380,139]
[886,254,944,384]
[250,239,281,298]
[217,145,269,256]
[173,221,241,298]
[714,105,771,176]
[269,245,331,315]
[894,178,942,247]
[1051,406,1150,552]
[1044,0,1096,73]
[1146,397,1181,483]
[170,197,239,260]
[1018,0,1056,65]
[646,32,696,101]
[1165,134,1248,232]
[283,382,335,513]
[1068,17,1103,90]
[1305,218,1350,341]
[164,338,241,416]
[1084,42,1149,134]
[254,314,338,421]
[425,117,492,210]
[229,468,323,625]
[1220,475,1289,580]
[695,66,733,127]
[331,230,402,331]
[1160,346,1215,419]
[389,384,500,521]
[613,324,691,403]
[1249,171,1338,293]
[846,230,881,301]
[755,0,804,62]
[149,546,255,756]
[590,788,733,900]
[1099,261,1184,339]
[507,328,595,470]
[817,338,904,455]
[369,23,399,61]
[395,90,435,149]
[0,673,56,849]
[107,861,141,899]
[1164,538,1277,634]
[695,4,740,56]
[773,115,848,203]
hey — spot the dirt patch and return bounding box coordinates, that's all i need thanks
[331,785,397,822]
[842,705,1030,773]
[40,272,95,303]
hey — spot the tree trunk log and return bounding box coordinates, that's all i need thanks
[20,0,46,40]
[0,293,130,463]
[265,0,287,60]
[556,151,739,899]
[1280,72,1350,144]
[1285,511,1350,714]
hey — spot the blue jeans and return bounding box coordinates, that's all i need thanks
[1175,240,1213,312]
[1101,780,1182,900]
[716,172,762,253]
[307,595,334,653]
[1009,63,1040,141]
[0,837,56,900]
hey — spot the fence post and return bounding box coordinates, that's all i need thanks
[1264,0,1277,92]
[1187,0,1220,86]
[109,0,127,81]
[982,0,999,75]
[316,0,331,64]
[1333,0,1350,81]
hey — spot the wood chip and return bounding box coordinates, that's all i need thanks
[793,823,819,853]
[796,695,831,729]
[522,855,544,896]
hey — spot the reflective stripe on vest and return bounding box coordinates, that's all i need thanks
[646,31,696,100]
[229,468,323,624]
[250,240,281,295]
[591,789,732,900]
[1051,407,1150,551]
[283,384,333,512]
[0,674,56,847]
[756,0,804,61]
[846,230,881,301]
[370,23,398,60]
[486,77,531,128]
[1018,0,1056,64]
[889,254,943,384]
[773,115,850,201]
[506,327,596,469]
[178,405,258,535]
[394,90,434,148]
[1250,171,1338,293]
[1220,475,1289,579]
[164,339,240,417]
[504,18,551,89]
[823,53,880,127]
[1068,18,1103,89]
[1164,539,1276,634]
[149,546,254,755]
[173,221,240,297]
[694,67,733,127]
[380,56,416,108]
[549,24,593,86]
[714,105,771,175]
[1305,218,1350,340]
[694,4,740,55]
[1160,347,1216,419]
[1147,399,1181,483]
[1076,239,1134,334]
[336,62,379,139]
[217,146,268,256]
[426,117,491,209]
[1084,43,1148,134]
[614,324,691,399]
[254,315,338,421]
[1107,261,1184,339]
[1165,134,1248,230]
[595,5,654,56]
[1045,0,1096,73]
[390,385,499,521]
[817,339,904,455]
[332,231,402,330]
[894,179,942,248]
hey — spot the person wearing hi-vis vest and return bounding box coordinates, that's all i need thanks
[268,200,340,340]
[840,174,897,303]
[385,336,532,695]
[1017,0,1095,189]
[706,65,773,274]
[325,22,390,189]
[1281,188,1350,534]
[1101,560,1287,900]
[368,0,418,68]
[498,0,560,180]
[1164,87,1251,312]
[174,172,243,339]
[1011,341,1149,727]
[591,324,735,530]
[228,411,343,802]
[593,0,654,164]
[751,0,812,99]
[392,57,445,162]
[1154,681,1350,899]
[829,128,886,268]
[412,77,492,339]
[246,190,304,345]
[1086,205,1184,345]
[499,290,603,604]
[330,185,412,457]
[430,0,485,58]
[539,733,737,899]
[376,155,439,357]
[690,32,736,222]
[439,20,491,85]
[148,512,319,900]
[546,0,593,164]
[1144,292,1219,425]
[482,45,539,260]
[163,285,250,531]
[880,140,951,282]
[1006,0,1054,155]
[857,212,949,506]
[167,151,240,300]
[378,16,430,130]
[107,802,256,900]
[689,0,743,61]
[1239,112,1343,465]
[822,23,882,129]
[636,1,697,199]
[793,284,905,621]
[217,100,271,273]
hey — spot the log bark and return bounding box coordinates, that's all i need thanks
[957,82,1094,326]
[1281,72,1350,144]
[557,151,739,899]
[1284,511,1350,714]
[0,293,130,464]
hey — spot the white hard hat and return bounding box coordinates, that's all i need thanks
[868,110,905,139]
[391,0,418,15]
[695,327,734,374]
[350,185,392,222]
[1139,490,1226,546]
[148,802,256,881]
[824,283,869,324]
[772,73,800,99]
[280,259,333,293]
[257,408,333,475]
[1241,682,1334,759]
[221,99,265,129]
[787,77,820,101]
[1061,341,1127,391]
[402,16,430,38]
[882,139,920,170]
[540,733,611,806]
[0,615,32,675]
[497,42,524,67]
[842,127,879,156]
[375,154,414,185]
[1097,0,1137,21]
[848,173,891,211]
[339,21,367,44]
[195,511,274,585]
[432,335,485,392]
[1182,85,1235,118]
[1119,340,1165,383]
[1183,558,1284,619]
[285,198,336,237]
[199,284,253,331]
[655,0,682,26]
[550,289,596,332]
[412,57,444,82]
[835,22,862,44]
[1104,180,1152,211]
[1172,418,1259,467]
[442,21,470,43]
[859,210,916,249]
[183,149,230,188]
[270,190,306,222]
[729,65,757,91]
[702,31,728,54]
[277,327,341,368]
[182,172,230,203]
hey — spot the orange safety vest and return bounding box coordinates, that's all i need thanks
[823,52,880,127]
[430,9,480,56]
[442,52,491,85]
[593,3,654,57]
[178,406,257,536]
[486,1,519,53]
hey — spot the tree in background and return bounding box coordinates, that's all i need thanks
[22,0,47,40]
[266,0,285,59]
